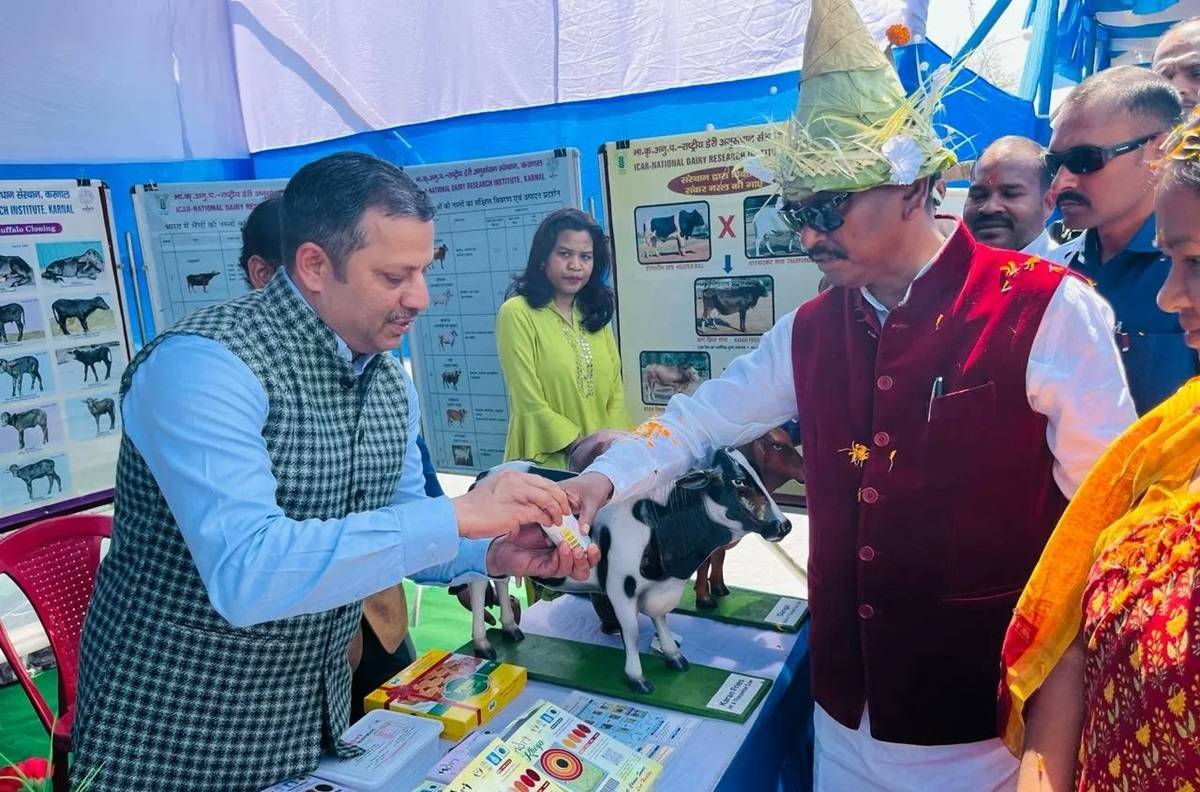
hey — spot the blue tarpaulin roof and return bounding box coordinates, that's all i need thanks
[1036,0,1198,82]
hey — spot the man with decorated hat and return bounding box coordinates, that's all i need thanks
[563,0,1135,788]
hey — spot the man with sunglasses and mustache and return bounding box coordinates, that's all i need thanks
[1048,66,1198,415]
[564,1,1134,789]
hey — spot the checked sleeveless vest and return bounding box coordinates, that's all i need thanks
[72,273,410,792]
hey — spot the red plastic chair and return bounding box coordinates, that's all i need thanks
[0,513,112,791]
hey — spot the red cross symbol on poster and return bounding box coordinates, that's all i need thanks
[718,215,736,238]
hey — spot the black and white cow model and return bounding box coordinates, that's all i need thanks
[466,448,790,693]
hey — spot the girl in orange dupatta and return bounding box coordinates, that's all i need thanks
[1001,112,1200,791]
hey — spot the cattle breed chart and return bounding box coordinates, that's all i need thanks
[406,149,583,474]
[601,126,822,424]
[0,180,135,528]
[132,179,288,332]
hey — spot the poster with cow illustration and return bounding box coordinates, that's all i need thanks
[0,180,134,530]
[132,178,288,333]
[602,125,822,411]
[406,149,583,474]
[0,298,48,347]
[602,127,822,506]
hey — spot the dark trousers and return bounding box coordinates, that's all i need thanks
[350,619,416,722]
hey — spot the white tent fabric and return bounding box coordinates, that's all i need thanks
[0,0,247,163]
[237,0,926,151]
[552,0,923,104]
[1,0,927,163]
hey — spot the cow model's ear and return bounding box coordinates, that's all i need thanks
[677,470,712,490]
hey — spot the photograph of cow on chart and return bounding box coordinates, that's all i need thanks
[634,201,710,264]
[639,350,709,405]
[694,275,775,336]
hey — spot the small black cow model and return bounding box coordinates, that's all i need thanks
[468,448,789,693]
[699,281,769,333]
[442,369,461,389]
[51,296,109,335]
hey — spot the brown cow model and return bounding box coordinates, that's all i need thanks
[694,426,804,608]
[446,407,467,425]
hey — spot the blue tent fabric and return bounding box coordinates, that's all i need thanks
[894,40,1044,155]
[0,53,1038,347]
[1050,0,1183,80]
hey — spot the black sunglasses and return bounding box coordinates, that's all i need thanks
[779,192,853,234]
[1043,133,1161,177]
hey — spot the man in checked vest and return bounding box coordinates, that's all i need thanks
[566,1,1135,789]
[71,152,597,792]
[238,191,443,721]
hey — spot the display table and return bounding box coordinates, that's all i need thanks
[434,594,812,792]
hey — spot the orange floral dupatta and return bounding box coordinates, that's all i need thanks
[999,377,1200,754]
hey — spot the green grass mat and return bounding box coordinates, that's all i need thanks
[673,586,809,633]
[0,669,57,764]
[456,629,771,724]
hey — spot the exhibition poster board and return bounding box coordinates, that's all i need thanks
[132,179,288,332]
[132,152,583,475]
[0,180,135,529]
[407,149,583,473]
[600,126,822,505]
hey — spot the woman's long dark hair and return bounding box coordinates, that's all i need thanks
[508,208,615,333]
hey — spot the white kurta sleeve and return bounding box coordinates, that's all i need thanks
[1027,276,1137,497]
[587,311,801,499]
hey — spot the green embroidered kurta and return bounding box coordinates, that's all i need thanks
[496,296,631,469]
[71,274,410,792]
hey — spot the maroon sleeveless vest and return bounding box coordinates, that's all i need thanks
[791,221,1069,745]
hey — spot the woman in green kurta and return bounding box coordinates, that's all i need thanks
[497,208,631,468]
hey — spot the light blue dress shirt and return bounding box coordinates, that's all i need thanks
[122,284,488,628]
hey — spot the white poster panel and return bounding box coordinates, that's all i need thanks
[601,125,822,422]
[0,180,134,528]
[132,179,288,333]
[132,154,583,475]
[407,150,583,473]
